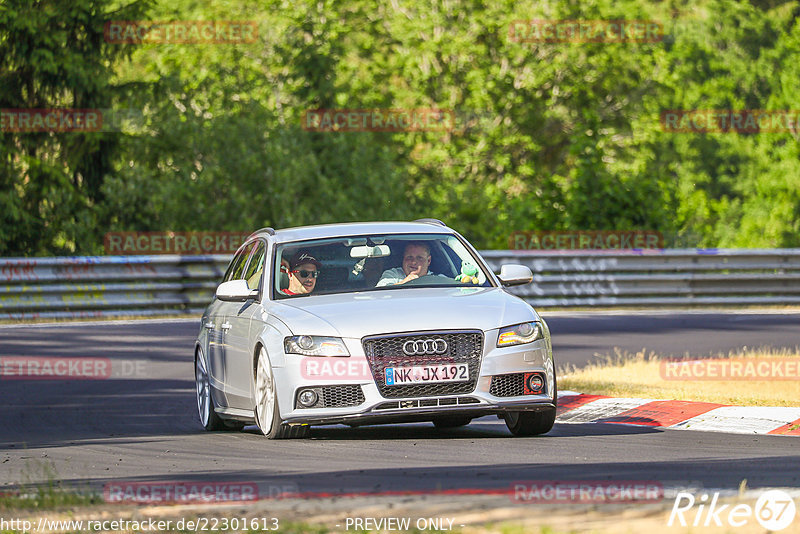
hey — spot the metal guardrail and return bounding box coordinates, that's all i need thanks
[481,249,800,307]
[0,255,230,320]
[1,250,799,319]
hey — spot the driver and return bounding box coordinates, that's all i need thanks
[376,242,434,286]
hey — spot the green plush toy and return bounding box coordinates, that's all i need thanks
[455,261,479,284]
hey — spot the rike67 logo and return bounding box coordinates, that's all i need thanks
[668,490,797,531]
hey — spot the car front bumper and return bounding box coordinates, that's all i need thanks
[276,336,556,426]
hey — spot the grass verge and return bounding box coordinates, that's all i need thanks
[0,485,100,511]
[558,347,800,406]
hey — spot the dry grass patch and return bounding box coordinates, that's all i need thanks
[559,347,800,406]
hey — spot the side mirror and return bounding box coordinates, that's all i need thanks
[497,264,533,287]
[216,280,258,302]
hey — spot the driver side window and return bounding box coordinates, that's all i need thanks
[223,242,256,282]
[243,241,266,290]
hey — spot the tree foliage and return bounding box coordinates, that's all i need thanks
[1,0,798,254]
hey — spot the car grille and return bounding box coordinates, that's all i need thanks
[296,385,365,409]
[322,385,365,407]
[490,373,526,397]
[362,330,484,398]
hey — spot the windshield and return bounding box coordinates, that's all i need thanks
[273,233,493,298]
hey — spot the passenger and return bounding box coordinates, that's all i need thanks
[376,242,435,286]
[283,251,321,295]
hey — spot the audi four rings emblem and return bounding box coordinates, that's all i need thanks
[402,338,448,355]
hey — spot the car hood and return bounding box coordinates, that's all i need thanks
[269,286,539,338]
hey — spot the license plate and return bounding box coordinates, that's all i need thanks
[385,363,469,385]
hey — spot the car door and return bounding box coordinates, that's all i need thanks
[205,247,249,402]
[202,295,226,410]
[224,239,266,409]
[213,241,256,407]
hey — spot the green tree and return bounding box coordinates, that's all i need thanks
[0,0,154,255]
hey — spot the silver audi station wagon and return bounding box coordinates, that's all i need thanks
[194,220,556,438]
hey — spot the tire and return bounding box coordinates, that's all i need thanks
[222,420,246,431]
[433,416,472,428]
[254,346,309,439]
[504,408,556,437]
[504,378,558,437]
[195,348,226,431]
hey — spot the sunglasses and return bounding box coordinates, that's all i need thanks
[291,269,319,278]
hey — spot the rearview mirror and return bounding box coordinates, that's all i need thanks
[497,264,533,287]
[350,245,391,258]
[216,280,258,301]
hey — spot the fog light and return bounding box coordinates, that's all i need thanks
[298,389,319,407]
[524,373,545,395]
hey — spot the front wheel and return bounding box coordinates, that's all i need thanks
[504,370,558,437]
[504,408,556,436]
[254,346,309,439]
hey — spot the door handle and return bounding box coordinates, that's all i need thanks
[221,322,232,331]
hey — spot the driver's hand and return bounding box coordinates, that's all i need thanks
[400,272,420,284]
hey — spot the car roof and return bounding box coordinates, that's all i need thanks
[253,221,455,244]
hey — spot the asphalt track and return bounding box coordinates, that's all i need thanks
[1,312,799,498]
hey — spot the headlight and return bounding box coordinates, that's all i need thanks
[284,336,350,357]
[497,322,543,347]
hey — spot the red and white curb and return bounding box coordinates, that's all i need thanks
[556,392,800,436]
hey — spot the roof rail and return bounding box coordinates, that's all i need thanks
[249,227,276,238]
[413,218,446,226]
